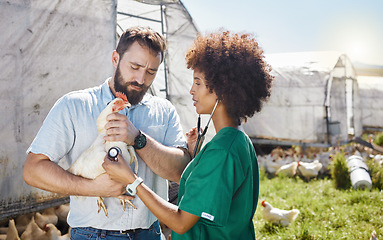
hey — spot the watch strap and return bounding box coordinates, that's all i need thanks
[126,177,143,196]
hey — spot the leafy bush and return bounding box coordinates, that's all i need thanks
[330,152,351,189]
[367,158,383,190]
[373,132,383,146]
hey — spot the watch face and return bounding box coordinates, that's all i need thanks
[134,132,147,149]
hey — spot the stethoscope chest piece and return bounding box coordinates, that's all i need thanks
[108,147,121,161]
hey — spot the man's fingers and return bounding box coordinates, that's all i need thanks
[106,112,126,121]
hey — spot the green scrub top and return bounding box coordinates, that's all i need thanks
[172,127,259,240]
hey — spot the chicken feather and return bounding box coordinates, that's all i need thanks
[261,200,299,227]
[297,160,322,180]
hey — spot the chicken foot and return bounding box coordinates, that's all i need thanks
[97,196,137,218]
[97,197,108,217]
[120,198,137,210]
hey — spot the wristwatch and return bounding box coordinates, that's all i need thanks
[133,130,147,150]
[126,177,143,196]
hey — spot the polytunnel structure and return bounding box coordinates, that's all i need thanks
[243,51,362,147]
[357,76,383,132]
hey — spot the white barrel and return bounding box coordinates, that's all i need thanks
[346,155,372,190]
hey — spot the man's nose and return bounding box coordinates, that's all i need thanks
[135,71,146,85]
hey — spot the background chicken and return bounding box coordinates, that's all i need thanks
[265,156,284,175]
[370,230,378,240]
[297,159,322,180]
[261,200,300,227]
[67,92,138,217]
[20,216,46,240]
[276,161,298,177]
[54,204,70,223]
[14,213,34,235]
[5,219,20,240]
[35,208,58,229]
[43,223,70,240]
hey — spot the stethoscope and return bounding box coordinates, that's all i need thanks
[192,100,219,158]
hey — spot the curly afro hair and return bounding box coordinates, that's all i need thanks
[185,30,274,125]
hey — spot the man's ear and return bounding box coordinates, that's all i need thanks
[112,50,119,67]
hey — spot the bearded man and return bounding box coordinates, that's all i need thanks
[23,26,190,240]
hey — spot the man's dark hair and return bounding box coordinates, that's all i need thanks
[116,26,167,62]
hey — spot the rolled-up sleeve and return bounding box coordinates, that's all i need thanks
[27,96,75,163]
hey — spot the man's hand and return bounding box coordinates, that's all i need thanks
[104,112,139,145]
[92,173,127,197]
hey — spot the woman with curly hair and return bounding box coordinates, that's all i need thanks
[103,30,274,239]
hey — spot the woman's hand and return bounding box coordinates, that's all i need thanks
[185,127,199,157]
[102,153,136,185]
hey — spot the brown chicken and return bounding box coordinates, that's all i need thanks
[35,208,58,229]
[20,216,46,240]
[6,219,20,240]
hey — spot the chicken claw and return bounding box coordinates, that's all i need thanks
[119,198,137,210]
[97,197,108,217]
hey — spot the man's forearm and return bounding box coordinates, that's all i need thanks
[23,153,125,197]
[24,154,85,195]
[135,134,191,183]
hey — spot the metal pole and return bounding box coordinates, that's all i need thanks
[159,4,169,100]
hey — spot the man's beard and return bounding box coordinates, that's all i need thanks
[114,64,150,105]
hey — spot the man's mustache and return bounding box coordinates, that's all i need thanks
[128,81,144,89]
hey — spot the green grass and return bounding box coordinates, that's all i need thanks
[374,132,383,146]
[253,168,383,239]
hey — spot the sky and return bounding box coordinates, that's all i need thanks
[181,0,383,66]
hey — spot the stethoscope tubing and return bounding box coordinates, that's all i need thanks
[192,100,219,158]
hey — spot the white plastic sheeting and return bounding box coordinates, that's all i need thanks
[0,0,116,218]
[243,51,362,146]
[358,76,383,130]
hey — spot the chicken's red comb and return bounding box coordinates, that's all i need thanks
[261,200,267,207]
[43,224,49,232]
[115,92,128,102]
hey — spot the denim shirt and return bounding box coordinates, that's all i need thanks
[27,78,187,230]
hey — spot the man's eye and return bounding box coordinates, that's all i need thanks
[147,71,155,76]
[131,66,139,70]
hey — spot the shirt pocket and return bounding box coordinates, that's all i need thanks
[145,125,166,144]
